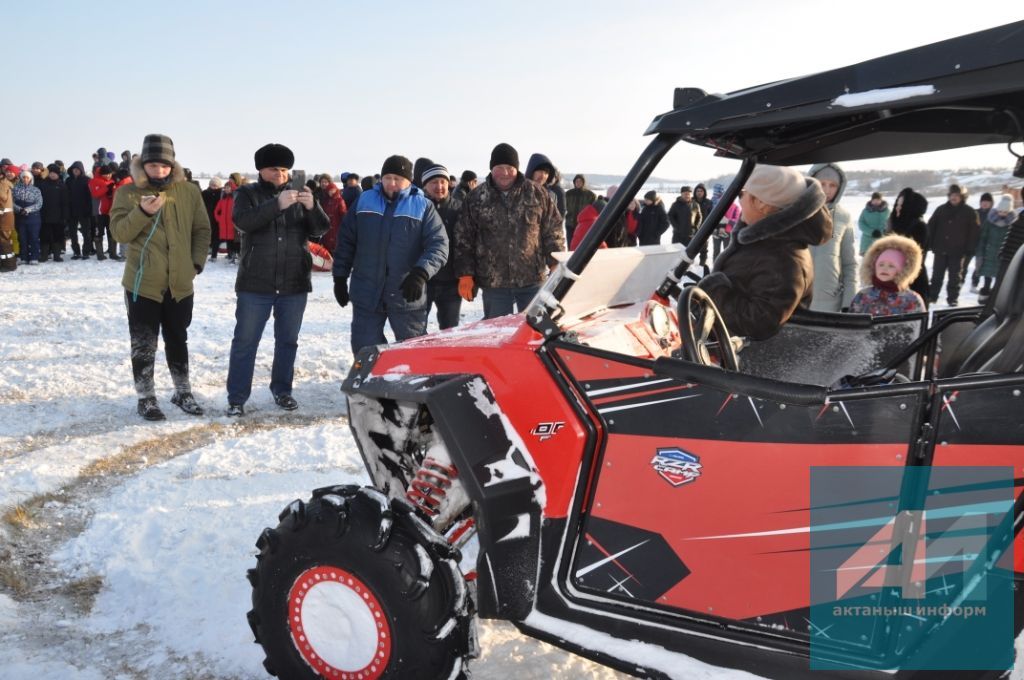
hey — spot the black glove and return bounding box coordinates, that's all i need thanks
[333,277,349,307]
[400,267,428,302]
[871,229,882,238]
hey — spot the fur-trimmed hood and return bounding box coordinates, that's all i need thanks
[129,156,186,189]
[737,178,831,246]
[860,234,922,290]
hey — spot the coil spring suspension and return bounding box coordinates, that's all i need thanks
[405,457,458,517]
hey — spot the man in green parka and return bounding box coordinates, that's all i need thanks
[110,133,211,421]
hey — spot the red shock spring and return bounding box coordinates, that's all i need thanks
[405,457,458,517]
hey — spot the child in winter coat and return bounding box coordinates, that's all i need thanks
[849,235,926,317]
[213,181,238,262]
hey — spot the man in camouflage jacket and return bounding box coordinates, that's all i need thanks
[453,143,565,319]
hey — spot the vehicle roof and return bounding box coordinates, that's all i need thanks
[648,21,1024,165]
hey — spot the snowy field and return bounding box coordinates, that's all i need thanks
[0,196,1008,679]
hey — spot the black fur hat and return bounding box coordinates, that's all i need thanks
[254,143,295,170]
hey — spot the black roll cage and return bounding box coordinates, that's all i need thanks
[526,20,1024,336]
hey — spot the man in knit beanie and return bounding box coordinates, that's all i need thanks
[452,142,565,319]
[332,154,448,353]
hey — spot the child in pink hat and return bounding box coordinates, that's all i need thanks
[849,234,926,316]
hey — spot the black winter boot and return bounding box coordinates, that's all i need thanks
[171,391,204,416]
[137,397,166,421]
[94,237,106,261]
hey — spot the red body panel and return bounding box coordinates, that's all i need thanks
[591,436,905,619]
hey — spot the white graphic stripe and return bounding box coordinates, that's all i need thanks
[585,378,674,397]
[575,539,649,578]
[597,394,700,414]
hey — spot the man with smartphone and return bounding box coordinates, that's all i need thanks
[225,143,329,416]
[110,133,211,421]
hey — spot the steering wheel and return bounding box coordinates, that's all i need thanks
[677,285,739,370]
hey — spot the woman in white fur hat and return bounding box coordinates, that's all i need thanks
[698,164,832,340]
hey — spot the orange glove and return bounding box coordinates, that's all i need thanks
[458,275,476,302]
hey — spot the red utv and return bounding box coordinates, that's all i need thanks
[248,21,1024,679]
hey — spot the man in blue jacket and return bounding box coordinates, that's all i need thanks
[332,155,449,354]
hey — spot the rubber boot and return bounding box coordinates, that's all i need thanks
[94,237,106,261]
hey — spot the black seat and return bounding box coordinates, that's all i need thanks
[940,244,1024,376]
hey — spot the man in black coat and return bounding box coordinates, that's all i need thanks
[419,160,462,330]
[65,161,93,259]
[926,184,980,306]
[668,186,702,246]
[225,143,329,416]
[38,164,69,261]
[637,190,669,246]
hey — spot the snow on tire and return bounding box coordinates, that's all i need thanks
[247,485,475,679]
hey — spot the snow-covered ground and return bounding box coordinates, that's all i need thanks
[0,197,1006,678]
[0,257,760,679]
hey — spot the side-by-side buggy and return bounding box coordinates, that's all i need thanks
[248,21,1024,679]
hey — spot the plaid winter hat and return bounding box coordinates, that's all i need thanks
[140,134,176,167]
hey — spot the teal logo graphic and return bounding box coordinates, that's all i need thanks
[809,466,1014,672]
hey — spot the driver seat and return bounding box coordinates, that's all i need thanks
[939,243,1024,377]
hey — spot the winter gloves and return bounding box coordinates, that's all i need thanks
[333,277,349,307]
[400,267,428,302]
[334,268,429,308]
[458,275,476,302]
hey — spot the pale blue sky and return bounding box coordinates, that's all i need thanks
[6,1,1015,181]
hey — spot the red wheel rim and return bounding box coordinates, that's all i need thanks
[287,565,392,679]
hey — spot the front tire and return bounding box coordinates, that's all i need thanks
[247,485,475,679]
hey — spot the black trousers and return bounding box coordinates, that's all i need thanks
[929,252,966,304]
[67,216,90,255]
[41,222,64,256]
[125,290,194,398]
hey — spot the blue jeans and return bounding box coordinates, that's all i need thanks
[227,291,308,405]
[427,279,462,330]
[482,285,540,319]
[350,304,428,354]
[16,214,41,262]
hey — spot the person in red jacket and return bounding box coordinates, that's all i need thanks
[213,180,238,262]
[87,164,116,260]
[316,174,347,254]
[110,169,134,260]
